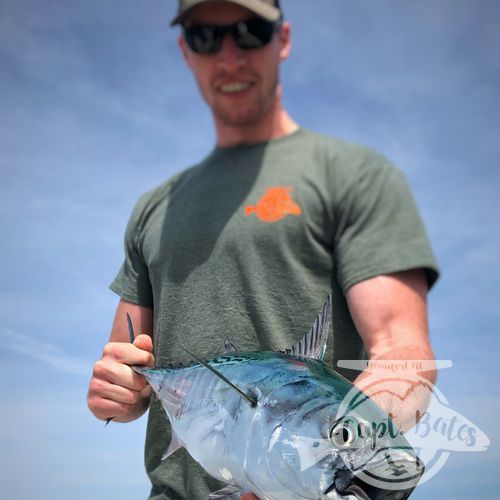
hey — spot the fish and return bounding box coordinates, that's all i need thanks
[133,298,424,499]
[244,186,302,222]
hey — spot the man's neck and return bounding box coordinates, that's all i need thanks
[214,100,299,148]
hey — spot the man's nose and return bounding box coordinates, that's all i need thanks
[217,33,247,71]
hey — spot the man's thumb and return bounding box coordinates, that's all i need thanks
[133,334,153,353]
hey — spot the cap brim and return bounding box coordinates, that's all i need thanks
[170,0,281,26]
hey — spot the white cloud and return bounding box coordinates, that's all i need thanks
[0,379,149,500]
[3,327,90,376]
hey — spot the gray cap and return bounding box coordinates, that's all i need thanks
[170,0,282,26]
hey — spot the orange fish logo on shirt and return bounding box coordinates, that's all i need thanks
[245,187,302,223]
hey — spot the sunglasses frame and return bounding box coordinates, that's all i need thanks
[182,18,282,55]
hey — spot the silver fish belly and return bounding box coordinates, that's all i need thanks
[133,298,424,499]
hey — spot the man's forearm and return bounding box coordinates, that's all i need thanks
[355,343,437,385]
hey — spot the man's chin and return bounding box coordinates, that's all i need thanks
[214,109,264,128]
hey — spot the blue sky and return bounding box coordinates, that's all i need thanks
[0,0,498,498]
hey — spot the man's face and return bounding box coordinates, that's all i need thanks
[178,1,291,128]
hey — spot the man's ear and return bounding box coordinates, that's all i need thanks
[178,34,194,70]
[278,21,292,62]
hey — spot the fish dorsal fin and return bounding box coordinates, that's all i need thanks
[161,429,184,461]
[285,295,331,361]
[224,340,238,353]
[183,349,257,407]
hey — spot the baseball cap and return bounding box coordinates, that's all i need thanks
[170,0,282,26]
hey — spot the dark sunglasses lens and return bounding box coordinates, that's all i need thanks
[184,25,222,54]
[184,19,277,54]
[235,19,275,49]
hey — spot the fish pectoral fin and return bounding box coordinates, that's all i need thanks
[285,295,332,361]
[208,485,246,499]
[161,431,184,461]
[183,348,257,407]
[224,340,238,353]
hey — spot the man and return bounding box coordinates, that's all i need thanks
[87,1,439,499]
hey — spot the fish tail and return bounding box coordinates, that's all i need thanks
[245,205,256,216]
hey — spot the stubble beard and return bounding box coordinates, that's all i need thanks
[209,72,280,128]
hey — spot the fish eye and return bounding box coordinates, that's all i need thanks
[329,419,357,449]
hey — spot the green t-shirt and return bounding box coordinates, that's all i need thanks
[110,128,439,499]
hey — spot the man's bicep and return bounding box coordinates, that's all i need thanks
[345,269,430,359]
[109,299,154,343]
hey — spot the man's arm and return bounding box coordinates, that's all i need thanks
[87,299,155,423]
[346,269,436,431]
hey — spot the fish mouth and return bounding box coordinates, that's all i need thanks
[324,449,425,499]
[324,477,370,499]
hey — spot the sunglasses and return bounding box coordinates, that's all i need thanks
[183,18,281,55]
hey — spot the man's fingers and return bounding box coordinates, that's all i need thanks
[88,395,132,421]
[90,377,144,405]
[103,341,154,366]
[93,359,149,390]
[88,379,152,421]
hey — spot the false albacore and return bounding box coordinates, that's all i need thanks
[133,297,424,499]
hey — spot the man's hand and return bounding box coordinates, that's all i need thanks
[88,299,154,423]
[88,334,155,423]
[241,494,259,500]
[353,352,435,432]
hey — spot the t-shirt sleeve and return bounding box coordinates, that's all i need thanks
[109,198,154,308]
[333,150,439,293]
